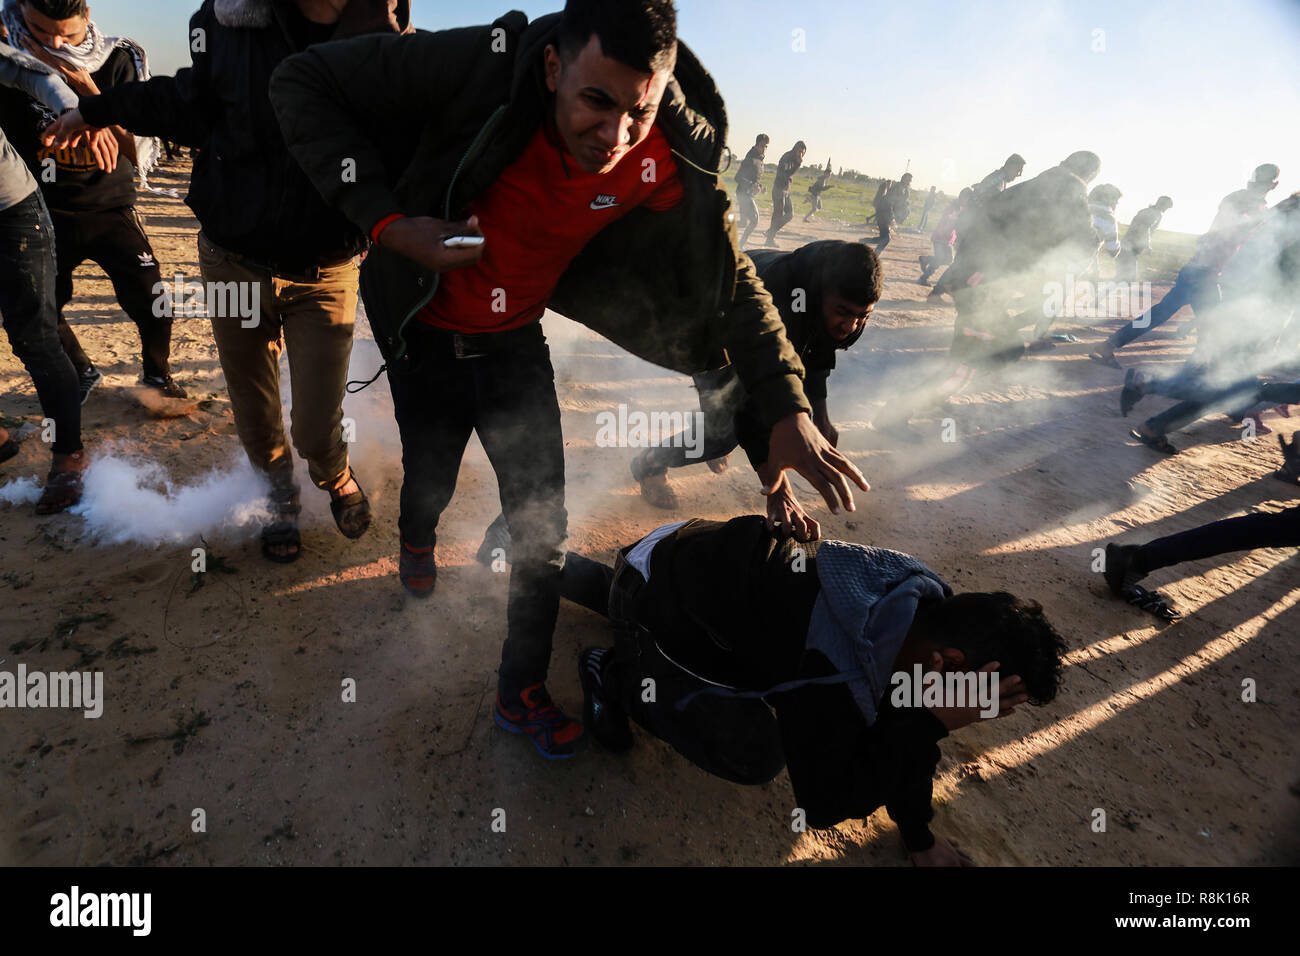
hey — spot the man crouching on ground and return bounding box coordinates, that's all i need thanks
[552,515,1068,865]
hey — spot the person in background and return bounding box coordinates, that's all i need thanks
[803,158,833,222]
[919,187,970,286]
[1115,195,1172,282]
[1089,165,1278,369]
[869,171,912,254]
[917,184,937,230]
[1081,183,1122,279]
[764,138,805,246]
[735,132,767,248]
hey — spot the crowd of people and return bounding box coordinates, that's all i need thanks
[0,0,1294,865]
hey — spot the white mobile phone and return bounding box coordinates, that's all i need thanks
[443,236,485,248]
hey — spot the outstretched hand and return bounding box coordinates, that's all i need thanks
[758,412,868,514]
[764,472,820,542]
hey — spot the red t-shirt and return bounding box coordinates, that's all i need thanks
[419,122,685,333]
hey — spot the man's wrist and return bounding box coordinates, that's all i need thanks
[371,213,406,246]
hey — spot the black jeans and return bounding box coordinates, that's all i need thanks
[561,550,786,785]
[0,191,81,455]
[1133,506,1300,577]
[637,367,743,476]
[1145,377,1300,436]
[386,320,567,697]
[51,205,171,379]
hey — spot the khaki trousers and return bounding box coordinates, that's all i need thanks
[198,233,359,492]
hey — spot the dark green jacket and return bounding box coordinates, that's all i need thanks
[268,10,810,426]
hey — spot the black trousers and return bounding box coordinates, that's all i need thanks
[561,551,786,786]
[1133,506,1300,577]
[1145,377,1300,436]
[51,205,171,379]
[637,367,743,476]
[0,191,81,454]
[386,320,567,697]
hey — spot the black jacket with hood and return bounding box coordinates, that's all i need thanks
[77,0,412,269]
[267,10,811,426]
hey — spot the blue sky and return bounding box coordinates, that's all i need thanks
[85,0,1300,232]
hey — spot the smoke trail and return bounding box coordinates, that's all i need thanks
[0,476,41,506]
[70,450,270,546]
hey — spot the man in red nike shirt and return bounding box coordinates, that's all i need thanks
[268,0,869,759]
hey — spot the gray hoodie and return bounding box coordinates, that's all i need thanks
[0,40,76,212]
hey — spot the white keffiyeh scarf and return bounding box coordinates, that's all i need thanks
[1,0,165,191]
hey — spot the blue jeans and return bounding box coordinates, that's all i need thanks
[0,190,81,454]
[1109,263,1218,350]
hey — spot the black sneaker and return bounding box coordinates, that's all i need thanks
[77,365,103,405]
[475,513,513,568]
[1103,543,1145,596]
[142,374,188,399]
[578,647,633,753]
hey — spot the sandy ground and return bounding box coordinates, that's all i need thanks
[1,161,1297,866]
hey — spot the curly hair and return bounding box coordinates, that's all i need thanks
[912,591,1067,705]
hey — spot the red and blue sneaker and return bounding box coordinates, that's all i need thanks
[399,537,436,598]
[494,682,586,759]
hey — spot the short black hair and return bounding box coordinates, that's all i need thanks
[821,242,883,308]
[23,0,87,18]
[912,591,1067,705]
[558,0,677,74]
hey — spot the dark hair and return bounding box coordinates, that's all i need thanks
[23,0,87,18]
[756,133,770,144]
[821,242,882,308]
[1252,163,1279,184]
[558,0,677,74]
[912,592,1066,705]
[1006,153,1026,168]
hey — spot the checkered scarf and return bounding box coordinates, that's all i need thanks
[1,0,162,187]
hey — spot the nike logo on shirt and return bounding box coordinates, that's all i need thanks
[590,194,621,210]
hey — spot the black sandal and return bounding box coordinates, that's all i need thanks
[261,479,302,563]
[1089,350,1122,370]
[1120,368,1144,417]
[1129,427,1177,455]
[329,470,371,540]
[1118,584,1181,621]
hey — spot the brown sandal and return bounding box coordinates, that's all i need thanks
[35,450,88,515]
[329,469,371,539]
